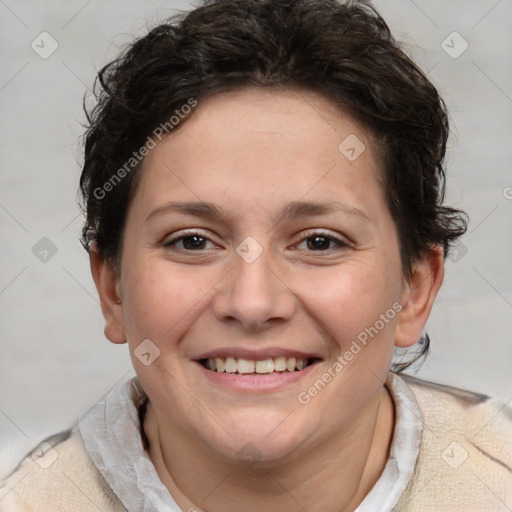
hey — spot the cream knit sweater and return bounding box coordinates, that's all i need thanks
[1,375,511,511]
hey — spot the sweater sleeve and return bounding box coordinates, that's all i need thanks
[0,428,125,512]
[394,376,512,511]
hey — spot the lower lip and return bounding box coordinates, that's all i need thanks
[195,361,318,393]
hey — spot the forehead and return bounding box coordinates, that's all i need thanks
[132,87,386,222]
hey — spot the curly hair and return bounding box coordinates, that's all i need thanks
[79,0,468,371]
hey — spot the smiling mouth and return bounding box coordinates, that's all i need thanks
[199,356,321,374]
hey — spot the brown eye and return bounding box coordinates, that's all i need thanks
[163,231,216,251]
[182,235,207,250]
[306,235,333,251]
[295,231,349,252]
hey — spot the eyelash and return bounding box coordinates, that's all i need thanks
[162,229,350,252]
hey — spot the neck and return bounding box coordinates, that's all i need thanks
[144,385,394,512]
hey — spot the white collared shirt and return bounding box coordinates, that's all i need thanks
[78,372,423,511]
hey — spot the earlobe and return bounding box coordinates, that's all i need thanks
[394,245,444,348]
[89,245,127,344]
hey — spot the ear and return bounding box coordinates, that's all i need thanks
[394,245,444,348]
[89,245,127,344]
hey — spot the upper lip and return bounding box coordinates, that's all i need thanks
[193,347,324,361]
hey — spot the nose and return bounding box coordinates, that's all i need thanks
[211,250,296,331]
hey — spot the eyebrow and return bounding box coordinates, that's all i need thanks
[282,201,370,223]
[145,200,370,224]
[145,201,226,223]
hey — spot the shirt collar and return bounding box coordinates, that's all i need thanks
[79,377,180,511]
[355,372,423,511]
[78,372,422,512]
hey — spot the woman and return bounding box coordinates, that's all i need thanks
[2,0,510,510]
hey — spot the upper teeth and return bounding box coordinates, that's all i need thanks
[206,356,309,374]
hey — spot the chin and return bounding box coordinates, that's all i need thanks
[202,416,314,468]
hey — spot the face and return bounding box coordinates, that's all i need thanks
[108,87,421,464]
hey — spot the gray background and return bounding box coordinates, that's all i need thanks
[1,0,511,476]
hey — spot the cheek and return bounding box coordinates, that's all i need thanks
[293,261,401,347]
[292,268,399,420]
[121,258,220,343]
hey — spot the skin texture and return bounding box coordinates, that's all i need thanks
[90,87,444,511]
